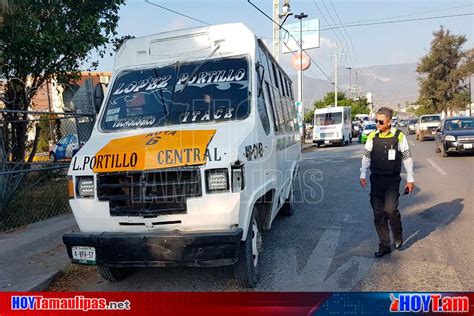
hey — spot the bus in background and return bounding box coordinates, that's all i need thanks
[312,106,352,147]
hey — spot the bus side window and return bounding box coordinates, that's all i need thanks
[271,63,280,91]
[257,90,271,135]
[274,89,287,132]
[288,79,294,100]
[257,46,271,83]
[284,77,290,99]
[282,98,292,131]
[264,82,279,133]
[287,99,297,131]
[278,70,287,97]
[286,98,295,132]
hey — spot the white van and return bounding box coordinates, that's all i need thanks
[312,106,352,147]
[63,23,300,288]
[416,114,441,141]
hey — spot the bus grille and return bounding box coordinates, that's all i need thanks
[320,132,335,138]
[97,168,202,217]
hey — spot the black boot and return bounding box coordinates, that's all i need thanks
[374,245,391,258]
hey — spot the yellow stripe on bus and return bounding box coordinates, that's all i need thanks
[92,130,216,173]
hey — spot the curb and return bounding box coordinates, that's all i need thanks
[28,270,64,292]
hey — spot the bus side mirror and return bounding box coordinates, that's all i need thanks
[256,63,265,97]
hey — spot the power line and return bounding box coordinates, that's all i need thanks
[321,3,473,28]
[311,0,356,82]
[246,0,333,82]
[319,12,474,32]
[144,0,211,26]
[328,0,359,68]
[311,0,345,45]
[321,0,349,47]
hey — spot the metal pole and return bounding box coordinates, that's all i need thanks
[469,76,472,117]
[347,67,352,98]
[334,43,338,107]
[273,0,280,62]
[295,12,307,138]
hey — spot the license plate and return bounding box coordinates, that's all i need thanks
[72,246,96,264]
[431,131,436,134]
[324,140,330,144]
[463,144,473,149]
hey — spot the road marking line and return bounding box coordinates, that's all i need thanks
[409,141,415,146]
[426,159,448,176]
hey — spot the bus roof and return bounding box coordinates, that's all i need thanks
[314,106,351,114]
[114,23,256,71]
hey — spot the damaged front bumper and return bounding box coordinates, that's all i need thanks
[63,228,243,268]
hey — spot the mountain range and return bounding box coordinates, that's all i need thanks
[290,62,420,112]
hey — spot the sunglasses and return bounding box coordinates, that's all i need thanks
[376,120,385,125]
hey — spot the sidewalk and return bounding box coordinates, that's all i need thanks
[0,214,77,291]
[302,138,315,150]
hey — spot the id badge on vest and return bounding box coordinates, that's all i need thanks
[388,147,396,160]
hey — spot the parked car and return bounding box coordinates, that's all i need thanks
[352,120,362,138]
[359,121,377,144]
[407,118,418,134]
[49,134,79,162]
[416,114,441,141]
[435,116,474,157]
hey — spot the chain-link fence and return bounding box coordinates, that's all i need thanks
[0,72,108,232]
[0,112,95,232]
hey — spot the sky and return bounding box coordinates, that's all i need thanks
[90,0,474,81]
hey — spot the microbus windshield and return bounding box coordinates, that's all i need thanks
[101,57,249,131]
[420,115,440,123]
[315,112,342,126]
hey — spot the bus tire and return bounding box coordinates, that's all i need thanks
[97,265,131,282]
[234,206,261,288]
[281,186,294,217]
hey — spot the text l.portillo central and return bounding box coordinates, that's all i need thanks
[72,148,222,171]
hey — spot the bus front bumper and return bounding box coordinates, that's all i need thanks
[63,228,243,268]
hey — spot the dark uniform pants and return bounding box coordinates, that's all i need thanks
[370,173,403,250]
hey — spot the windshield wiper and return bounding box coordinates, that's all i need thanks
[179,43,222,93]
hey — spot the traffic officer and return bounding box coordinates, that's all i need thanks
[359,107,415,257]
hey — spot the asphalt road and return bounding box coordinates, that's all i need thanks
[51,130,474,291]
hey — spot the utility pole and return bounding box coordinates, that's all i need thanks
[346,67,352,99]
[469,76,472,117]
[273,0,292,62]
[272,0,280,62]
[334,43,338,107]
[295,12,308,138]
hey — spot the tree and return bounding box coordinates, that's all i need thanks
[304,111,314,123]
[312,92,370,119]
[417,27,474,116]
[0,0,124,162]
[314,92,347,109]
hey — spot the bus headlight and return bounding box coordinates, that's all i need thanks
[205,169,229,193]
[77,176,94,198]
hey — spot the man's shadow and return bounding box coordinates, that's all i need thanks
[402,198,464,250]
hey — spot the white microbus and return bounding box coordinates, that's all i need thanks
[312,106,352,147]
[63,23,301,288]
